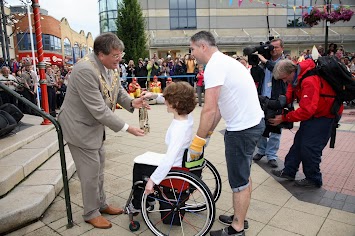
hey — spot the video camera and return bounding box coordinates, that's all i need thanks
[243,41,274,66]
[259,95,293,137]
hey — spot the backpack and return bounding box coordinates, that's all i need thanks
[0,110,17,138]
[299,56,355,148]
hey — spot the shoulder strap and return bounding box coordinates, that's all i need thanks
[299,69,318,85]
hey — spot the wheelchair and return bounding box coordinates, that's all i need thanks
[124,151,222,236]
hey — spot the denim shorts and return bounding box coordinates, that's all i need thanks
[224,119,265,192]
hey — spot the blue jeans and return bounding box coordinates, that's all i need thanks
[283,117,334,186]
[256,132,281,160]
[224,119,265,192]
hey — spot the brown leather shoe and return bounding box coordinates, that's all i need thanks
[85,215,112,229]
[100,205,124,215]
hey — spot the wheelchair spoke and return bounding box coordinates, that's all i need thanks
[141,171,215,236]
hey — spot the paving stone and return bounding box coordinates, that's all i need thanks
[328,209,355,226]
[284,196,330,217]
[323,190,337,199]
[258,225,300,236]
[318,218,355,236]
[269,207,326,235]
[247,199,281,224]
[330,200,345,210]
[252,185,292,207]
[342,202,355,214]
[335,192,348,201]
[346,195,355,204]
[319,198,334,208]
[18,225,61,236]
[6,221,45,236]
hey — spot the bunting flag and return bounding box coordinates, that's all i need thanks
[217,0,352,10]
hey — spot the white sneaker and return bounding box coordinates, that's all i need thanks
[126,203,141,214]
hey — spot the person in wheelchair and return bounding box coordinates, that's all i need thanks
[128,81,196,213]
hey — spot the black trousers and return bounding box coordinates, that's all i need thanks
[47,86,56,117]
[132,163,157,209]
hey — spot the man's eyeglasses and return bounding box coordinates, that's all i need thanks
[111,52,125,59]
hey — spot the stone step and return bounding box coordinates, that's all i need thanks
[0,129,60,197]
[0,149,75,234]
[0,115,54,159]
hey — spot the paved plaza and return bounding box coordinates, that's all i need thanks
[7,104,355,236]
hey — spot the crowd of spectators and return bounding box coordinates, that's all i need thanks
[1,42,354,116]
[0,57,71,116]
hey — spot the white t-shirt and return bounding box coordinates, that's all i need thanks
[134,114,193,185]
[204,51,264,131]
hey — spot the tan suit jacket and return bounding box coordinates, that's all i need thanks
[58,53,133,149]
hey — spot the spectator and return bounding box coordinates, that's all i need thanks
[271,59,343,188]
[185,54,196,87]
[135,58,148,88]
[253,38,287,168]
[327,43,337,56]
[0,66,18,105]
[195,64,205,107]
[45,67,58,117]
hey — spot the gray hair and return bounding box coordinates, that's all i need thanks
[190,31,216,47]
[93,32,125,56]
[273,59,297,80]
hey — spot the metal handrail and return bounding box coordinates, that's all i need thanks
[0,83,74,228]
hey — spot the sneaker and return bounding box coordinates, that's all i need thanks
[294,178,321,188]
[268,159,278,168]
[218,215,249,230]
[210,227,245,236]
[271,169,295,180]
[126,203,140,214]
[253,153,264,161]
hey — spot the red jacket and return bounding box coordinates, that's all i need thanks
[282,59,343,122]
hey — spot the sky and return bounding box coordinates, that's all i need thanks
[5,0,100,38]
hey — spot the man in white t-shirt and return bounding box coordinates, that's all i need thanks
[188,31,264,236]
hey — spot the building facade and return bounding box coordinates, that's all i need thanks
[99,0,355,58]
[7,5,93,67]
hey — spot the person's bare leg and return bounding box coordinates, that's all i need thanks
[231,183,252,232]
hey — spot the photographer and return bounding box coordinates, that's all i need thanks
[270,59,343,188]
[252,38,287,168]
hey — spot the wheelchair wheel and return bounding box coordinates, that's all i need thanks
[141,170,215,236]
[202,160,222,203]
[188,160,222,212]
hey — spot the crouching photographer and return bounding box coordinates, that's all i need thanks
[245,38,287,168]
[259,95,293,138]
[269,59,343,188]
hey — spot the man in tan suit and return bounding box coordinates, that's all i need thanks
[58,33,148,229]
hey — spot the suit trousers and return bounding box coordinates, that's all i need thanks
[68,142,108,221]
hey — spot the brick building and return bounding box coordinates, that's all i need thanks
[10,6,93,67]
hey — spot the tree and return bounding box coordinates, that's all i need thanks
[116,0,148,63]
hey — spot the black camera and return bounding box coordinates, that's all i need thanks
[243,42,275,66]
[259,95,293,137]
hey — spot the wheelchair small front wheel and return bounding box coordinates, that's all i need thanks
[129,221,140,232]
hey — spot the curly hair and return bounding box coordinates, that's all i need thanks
[163,82,196,115]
